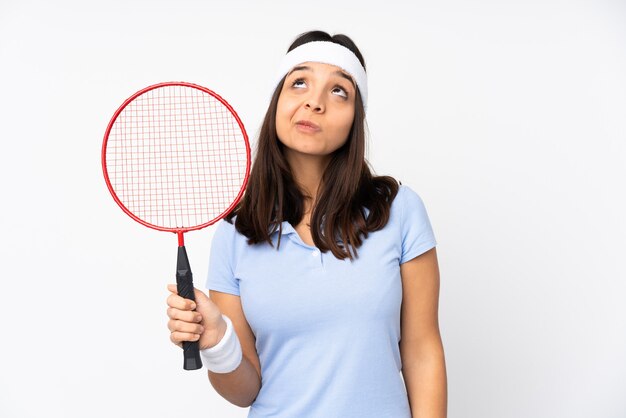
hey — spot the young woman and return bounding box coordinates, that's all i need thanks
[166,30,447,417]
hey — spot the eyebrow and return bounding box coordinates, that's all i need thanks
[287,65,355,86]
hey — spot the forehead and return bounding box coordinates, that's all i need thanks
[287,62,355,85]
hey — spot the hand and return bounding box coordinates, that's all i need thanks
[166,284,227,350]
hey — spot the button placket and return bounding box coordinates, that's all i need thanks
[312,249,324,267]
[286,229,324,267]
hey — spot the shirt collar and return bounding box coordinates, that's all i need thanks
[269,221,298,237]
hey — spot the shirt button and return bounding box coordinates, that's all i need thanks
[311,250,319,257]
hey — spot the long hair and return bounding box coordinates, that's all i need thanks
[226,30,399,260]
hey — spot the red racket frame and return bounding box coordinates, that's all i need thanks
[101,81,251,245]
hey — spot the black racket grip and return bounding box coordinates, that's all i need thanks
[176,245,202,371]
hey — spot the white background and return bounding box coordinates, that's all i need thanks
[1,0,625,417]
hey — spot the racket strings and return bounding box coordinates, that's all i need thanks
[105,85,248,229]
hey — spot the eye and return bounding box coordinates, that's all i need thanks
[332,85,348,99]
[291,78,307,89]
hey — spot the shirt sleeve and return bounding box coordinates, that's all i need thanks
[205,219,240,296]
[400,185,438,264]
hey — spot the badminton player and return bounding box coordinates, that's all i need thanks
[166,30,447,417]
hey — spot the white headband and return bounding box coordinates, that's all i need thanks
[272,41,368,110]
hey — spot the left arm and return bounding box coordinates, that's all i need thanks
[400,247,447,418]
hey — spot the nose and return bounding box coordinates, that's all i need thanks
[304,91,324,113]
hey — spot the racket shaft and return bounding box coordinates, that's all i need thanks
[176,245,202,370]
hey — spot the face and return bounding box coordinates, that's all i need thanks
[275,61,356,165]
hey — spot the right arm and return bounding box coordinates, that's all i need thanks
[167,285,261,408]
[207,290,261,408]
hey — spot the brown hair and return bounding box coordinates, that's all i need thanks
[226,30,399,260]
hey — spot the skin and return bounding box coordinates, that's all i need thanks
[275,61,357,240]
[400,248,448,417]
[166,61,447,416]
[276,62,356,191]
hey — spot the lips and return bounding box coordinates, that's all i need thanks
[295,120,321,132]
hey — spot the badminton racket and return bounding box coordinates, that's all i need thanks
[101,81,250,370]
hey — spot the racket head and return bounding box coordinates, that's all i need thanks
[101,82,251,234]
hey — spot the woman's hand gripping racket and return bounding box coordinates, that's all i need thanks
[101,82,250,370]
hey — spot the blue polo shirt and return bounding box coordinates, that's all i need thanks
[206,184,437,418]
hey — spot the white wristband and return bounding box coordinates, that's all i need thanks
[200,314,243,373]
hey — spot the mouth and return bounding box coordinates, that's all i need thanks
[295,120,321,132]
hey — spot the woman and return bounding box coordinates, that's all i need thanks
[166,30,447,417]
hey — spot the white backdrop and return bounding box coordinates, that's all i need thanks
[1,0,624,417]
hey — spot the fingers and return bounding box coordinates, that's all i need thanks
[167,307,203,323]
[167,284,211,309]
[168,318,204,335]
[167,284,217,350]
[168,312,204,347]
[166,287,197,311]
[169,330,201,348]
[168,318,204,347]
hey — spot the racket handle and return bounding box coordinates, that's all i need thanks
[176,245,202,371]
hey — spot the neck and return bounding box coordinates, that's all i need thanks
[284,150,330,208]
